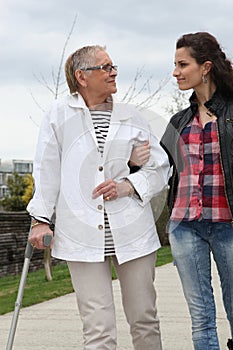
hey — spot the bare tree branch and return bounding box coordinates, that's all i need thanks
[51,67,57,88]
[165,82,189,115]
[33,73,56,96]
[29,14,77,126]
[136,76,170,110]
[29,115,40,127]
[121,67,144,103]
[29,91,46,113]
[121,67,170,110]
[54,14,77,99]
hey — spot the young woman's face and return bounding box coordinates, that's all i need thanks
[173,47,205,91]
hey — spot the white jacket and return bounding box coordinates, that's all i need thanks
[27,94,169,264]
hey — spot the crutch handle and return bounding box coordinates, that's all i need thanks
[25,234,52,258]
[43,234,52,247]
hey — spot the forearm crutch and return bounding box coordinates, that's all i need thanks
[6,234,52,350]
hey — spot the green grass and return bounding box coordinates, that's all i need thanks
[0,264,73,315]
[0,245,172,315]
[156,245,173,267]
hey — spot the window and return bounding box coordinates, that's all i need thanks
[14,162,33,173]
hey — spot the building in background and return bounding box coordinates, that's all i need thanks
[0,159,33,199]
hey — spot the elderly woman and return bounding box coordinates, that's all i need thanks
[27,45,169,350]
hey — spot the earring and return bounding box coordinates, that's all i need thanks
[202,74,208,84]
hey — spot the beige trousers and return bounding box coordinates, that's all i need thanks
[67,252,162,350]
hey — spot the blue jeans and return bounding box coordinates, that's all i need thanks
[168,220,233,350]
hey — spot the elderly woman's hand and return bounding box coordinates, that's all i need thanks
[129,141,150,166]
[29,223,54,250]
[92,179,134,201]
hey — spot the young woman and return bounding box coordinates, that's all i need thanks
[161,32,233,350]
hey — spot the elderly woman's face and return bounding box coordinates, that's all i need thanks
[85,50,117,99]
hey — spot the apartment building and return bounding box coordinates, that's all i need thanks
[0,159,33,199]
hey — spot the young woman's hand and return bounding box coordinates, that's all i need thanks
[129,141,150,166]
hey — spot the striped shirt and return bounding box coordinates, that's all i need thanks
[171,114,231,222]
[90,109,115,256]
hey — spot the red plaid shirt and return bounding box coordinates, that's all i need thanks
[171,114,231,222]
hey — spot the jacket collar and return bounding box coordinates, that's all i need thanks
[67,93,89,109]
[189,89,225,116]
[67,93,132,121]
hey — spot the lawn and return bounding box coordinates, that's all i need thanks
[0,245,173,315]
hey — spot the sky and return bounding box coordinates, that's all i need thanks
[1,0,233,160]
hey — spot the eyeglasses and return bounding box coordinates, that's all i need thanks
[80,64,118,73]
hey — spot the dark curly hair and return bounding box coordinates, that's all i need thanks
[176,32,233,97]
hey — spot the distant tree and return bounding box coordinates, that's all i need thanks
[165,84,189,115]
[121,66,169,110]
[31,17,168,117]
[22,174,34,205]
[1,173,27,211]
[30,13,77,119]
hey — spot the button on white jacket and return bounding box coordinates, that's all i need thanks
[27,94,169,264]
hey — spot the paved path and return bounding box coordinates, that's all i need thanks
[0,261,230,349]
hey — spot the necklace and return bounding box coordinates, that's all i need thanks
[206,109,215,118]
[198,103,215,118]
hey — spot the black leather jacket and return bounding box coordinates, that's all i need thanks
[160,90,233,221]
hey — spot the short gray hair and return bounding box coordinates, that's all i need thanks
[65,45,106,94]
